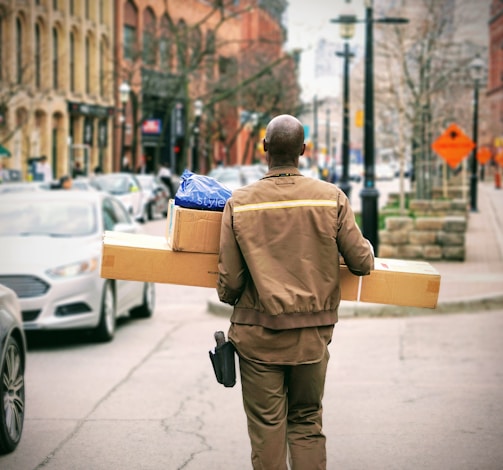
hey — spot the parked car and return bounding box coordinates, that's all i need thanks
[207,164,267,191]
[0,190,155,342]
[0,284,26,455]
[0,181,45,194]
[90,173,146,222]
[136,174,170,220]
[375,162,395,181]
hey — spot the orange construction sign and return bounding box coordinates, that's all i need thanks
[477,146,492,165]
[431,123,475,169]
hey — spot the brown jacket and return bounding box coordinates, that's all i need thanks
[217,166,374,330]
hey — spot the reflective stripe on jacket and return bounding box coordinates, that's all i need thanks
[217,166,374,330]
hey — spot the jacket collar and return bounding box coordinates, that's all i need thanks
[264,166,303,178]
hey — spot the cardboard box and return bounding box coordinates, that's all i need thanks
[101,232,440,308]
[166,200,222,254]
[359,258,440,308]
[101,231,219,288]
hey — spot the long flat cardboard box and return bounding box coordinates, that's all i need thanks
[100,231,440,308]
[361,258,440,308]
[101,231,219,288]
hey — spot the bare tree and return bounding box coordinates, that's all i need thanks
[372,0,488,200]
[116,0,300,173]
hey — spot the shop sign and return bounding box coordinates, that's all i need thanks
[142,119,162,135]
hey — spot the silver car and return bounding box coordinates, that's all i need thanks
[0,190,155,342]
[0,284,26,454]
[90,172,146,222]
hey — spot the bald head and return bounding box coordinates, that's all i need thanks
[263,114,305,167]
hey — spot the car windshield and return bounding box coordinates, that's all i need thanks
[93,175,130,194]
[0,200,97,237]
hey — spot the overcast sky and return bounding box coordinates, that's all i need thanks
[285,0,366,101]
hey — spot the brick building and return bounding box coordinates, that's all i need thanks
[0,0,115,180]
[0,0,296,180]
[488,0,503,154]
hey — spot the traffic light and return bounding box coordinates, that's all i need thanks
[173,137,184,158]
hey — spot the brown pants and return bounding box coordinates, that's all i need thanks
[238,350,329,470]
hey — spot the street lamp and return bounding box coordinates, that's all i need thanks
[192,99,203,174]
[469,55,484,212]
[361,0,408,254]
[332,8,356,198]
[119,81,130,171]
[330,1,408,254]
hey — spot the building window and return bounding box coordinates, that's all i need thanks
[35,24,41,89]
[52,28,58,89]
[160,15,171,69]
[86,36,90,94]
[53,0,58,10]
[100,40,105,96]
[0,17,3,82]
[85,0,89,19]
[142,9,156,65]
[70,0,74,15]
[70,32,75,91]
[124,25,136,60]
[16,18,23,84]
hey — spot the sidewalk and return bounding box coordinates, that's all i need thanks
[207,179,503,318]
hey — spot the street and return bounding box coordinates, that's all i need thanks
[1,178,503,470]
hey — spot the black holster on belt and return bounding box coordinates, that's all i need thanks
[209,331,236,388]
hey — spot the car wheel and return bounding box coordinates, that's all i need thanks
[94,281,116,342]
[0,336,25,455]
[130,282,155,319]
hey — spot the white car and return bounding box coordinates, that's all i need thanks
[0,190,155,342]
[90,172,146,222]
[0,284,26,454]
[375,163,395,181]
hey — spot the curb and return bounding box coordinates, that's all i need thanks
[206,294,503,319]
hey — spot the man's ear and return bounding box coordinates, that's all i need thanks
[300,143,306,156]
[263,139,268,152]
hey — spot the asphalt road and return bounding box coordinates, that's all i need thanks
[2,200,502,470]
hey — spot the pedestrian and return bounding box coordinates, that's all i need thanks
[51,174,72,190]
[121,155,132,173]
[217,114,374,470]
[72,161,85,178]
[158,162,174,196]
[36,155,52,182]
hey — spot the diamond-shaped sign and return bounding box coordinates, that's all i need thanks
[431,123,475,169]
[477,147,492,165]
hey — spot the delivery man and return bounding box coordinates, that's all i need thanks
[217,114,374,469]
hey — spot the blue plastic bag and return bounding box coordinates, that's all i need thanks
[174,169,232,211]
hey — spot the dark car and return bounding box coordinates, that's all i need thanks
[0,284,26,455]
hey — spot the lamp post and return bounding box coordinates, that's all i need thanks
[361,1,408,254]
[332,10,356,198]
[119,81,130,171]
[469,55,484,212]
[330,1,407,254]
[360,0,380,253]
[192,99,203,174]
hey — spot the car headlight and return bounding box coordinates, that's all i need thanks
[46,257,99,278]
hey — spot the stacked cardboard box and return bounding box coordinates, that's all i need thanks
[101,200,441,309]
